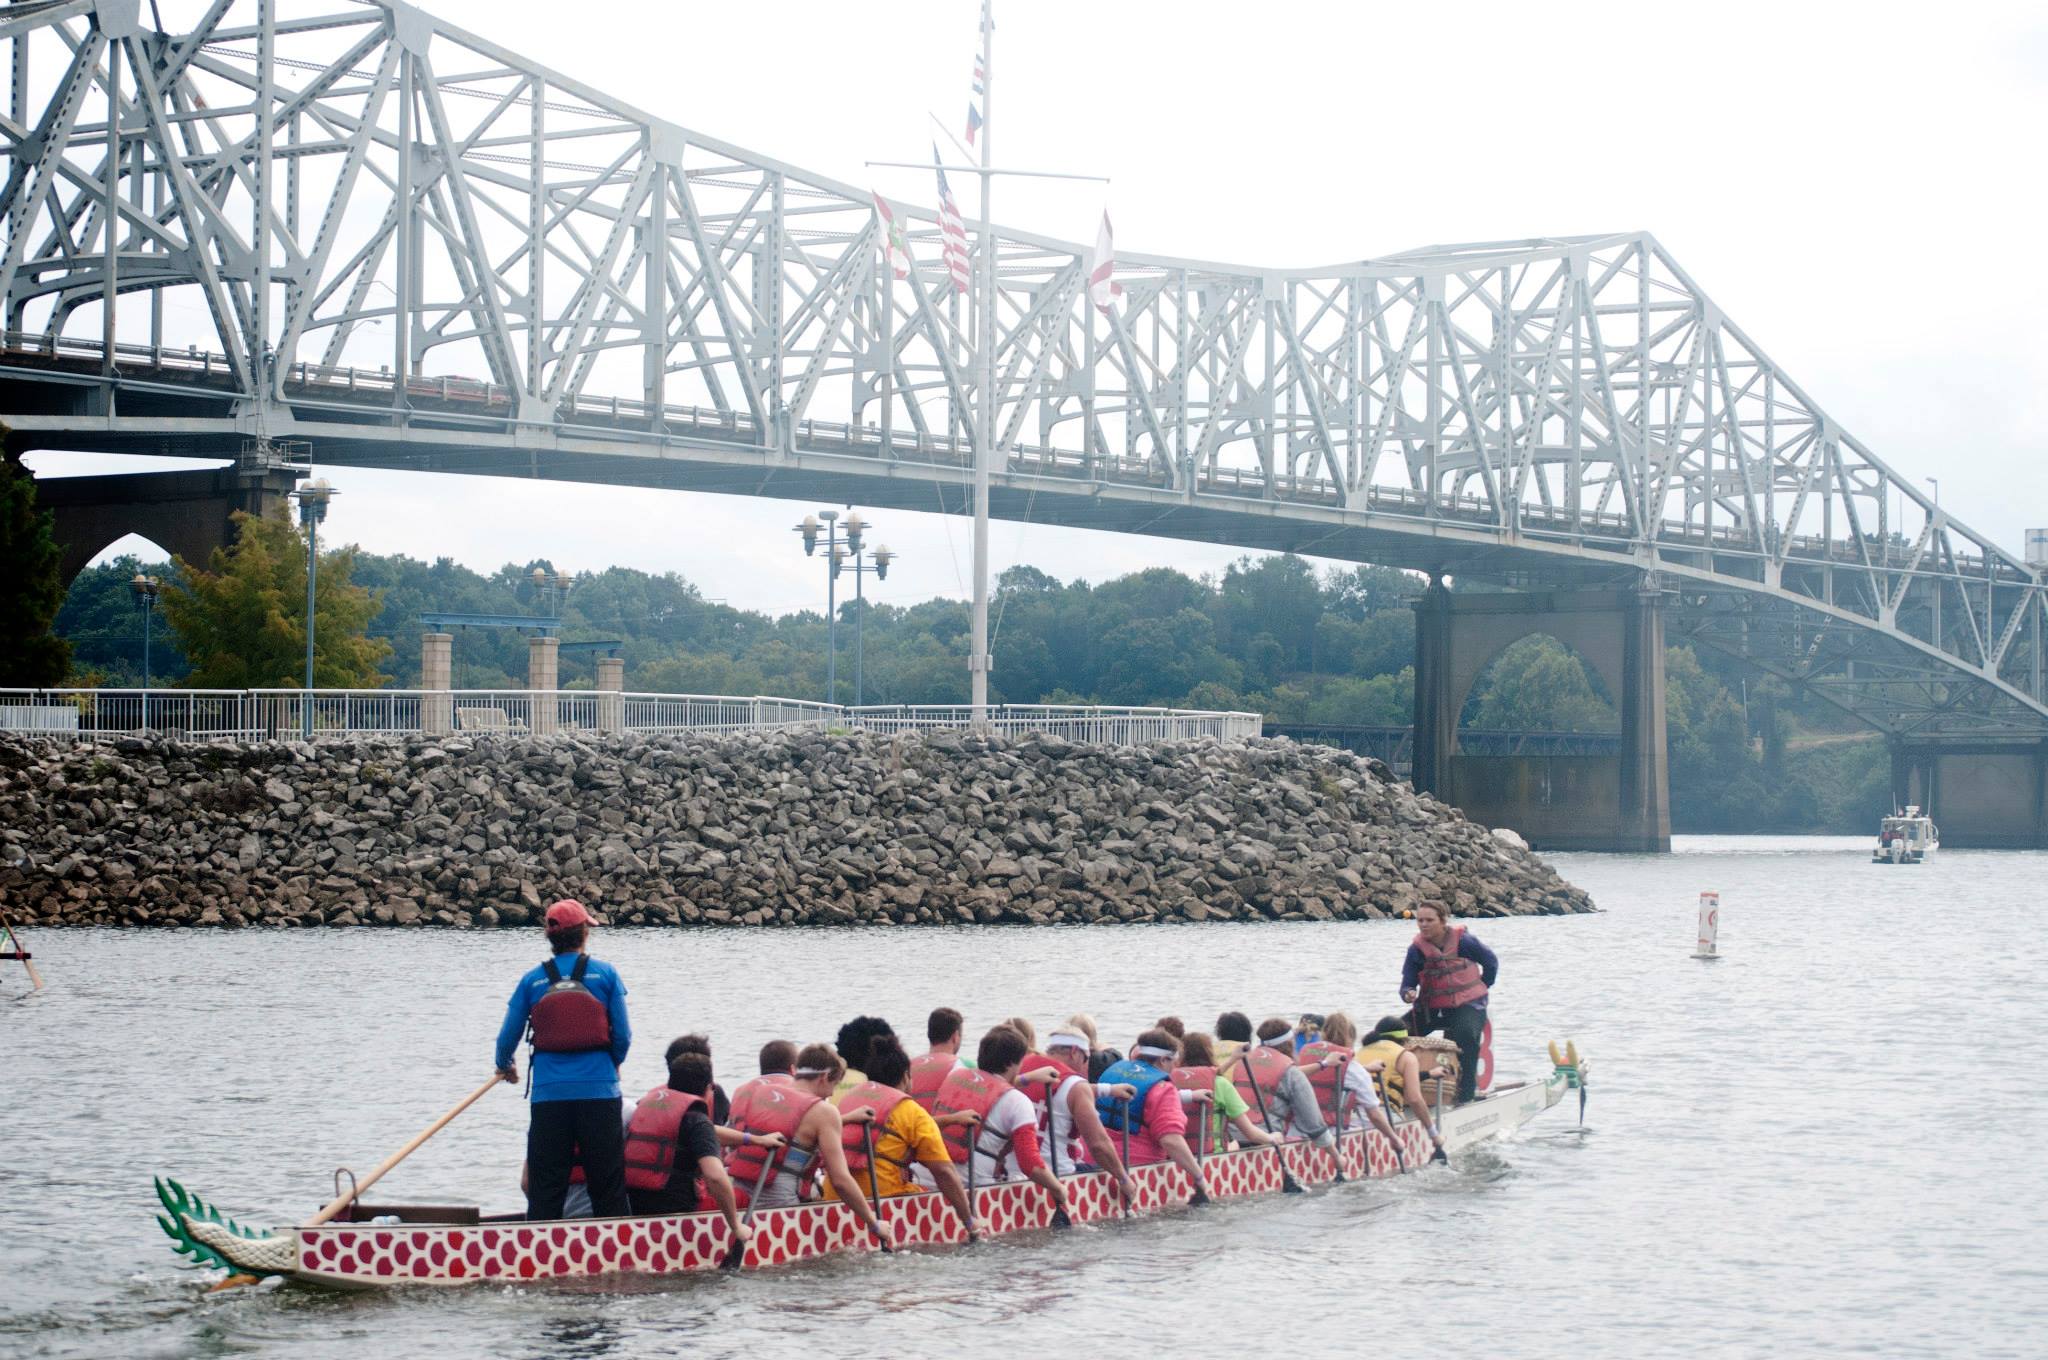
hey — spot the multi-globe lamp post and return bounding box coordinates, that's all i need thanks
[530,566,575,621]
[794,510,891,706]
[290,478,334,739]
[129,571,161,729]
[841,539,894,707]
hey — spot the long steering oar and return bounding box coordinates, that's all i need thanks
[308,1073,507,1227]
[722,1154,778,1270]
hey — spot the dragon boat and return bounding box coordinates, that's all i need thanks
[156,1048,1586,1289]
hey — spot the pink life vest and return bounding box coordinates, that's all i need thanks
[933,1066,1019,1173]
[1415,925,1489,1010]
[906,1052,959,1114]
[723,1075,820,1202]
[622,1086,706,1192]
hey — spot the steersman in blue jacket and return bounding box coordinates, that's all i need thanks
[495,899,632,1219]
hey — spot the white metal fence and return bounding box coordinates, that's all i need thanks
[847,704,1264,743]
[0,690,1258,746]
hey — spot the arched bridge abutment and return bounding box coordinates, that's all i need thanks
[1891,739,2048,849]
[35,467,299,587]
[1413,583,1670,852]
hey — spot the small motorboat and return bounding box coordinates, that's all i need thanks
[1872,806,1938,864]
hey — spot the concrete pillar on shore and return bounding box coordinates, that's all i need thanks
[528,636,560,736]
[1411,578,1455,798]
[596,655,624,734]
[420,633,453,736]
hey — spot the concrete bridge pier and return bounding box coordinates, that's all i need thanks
[1412,582,1671,852]
[1891,739,2048,848]
[35,466,301,585]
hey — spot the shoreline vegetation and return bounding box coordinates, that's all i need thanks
[0,729,1593,929]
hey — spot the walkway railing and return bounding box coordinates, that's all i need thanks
[0,689,1259,746]
[849,704,1264,743]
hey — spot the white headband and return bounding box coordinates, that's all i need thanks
[1132,1043,1176,1059]
[1047,1032,1091,1051]
[1258,1032,1294,1049]
[792,1066,832,1078]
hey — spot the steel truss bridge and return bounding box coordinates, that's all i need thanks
[2,0,2043,742]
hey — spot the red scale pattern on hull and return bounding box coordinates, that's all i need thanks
[285,1122,1443,1286]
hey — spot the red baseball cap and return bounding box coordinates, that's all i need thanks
[544,899,593,930]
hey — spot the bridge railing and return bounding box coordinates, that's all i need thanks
[0,690,1257,746]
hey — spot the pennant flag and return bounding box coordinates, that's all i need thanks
[1088,211,1123,312]
[933,145,972,295]
[872,191,910,280]
[967,52,985,146]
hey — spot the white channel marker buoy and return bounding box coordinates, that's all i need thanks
[1693,890,1721,961]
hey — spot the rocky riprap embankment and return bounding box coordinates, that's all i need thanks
[0,731,1593,928]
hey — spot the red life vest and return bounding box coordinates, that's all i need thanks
[724,1075,821,1200]
[1416,925,1489,1010]
[1020,1052,1083,1173]
[1171,1065,1219,1154]
[933,1065,1019,1172]
[528,954,611,1053]
[1295,1040,1350,1128]
[622,1085,706,1192]
[906,1052,959,1113]
[837,1080,913,1176]
[1232,1044,1294,1129]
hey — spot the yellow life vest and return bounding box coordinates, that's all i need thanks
[1356,1038,1408,1109]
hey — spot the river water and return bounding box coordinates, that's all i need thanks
[2,835,2042,1359]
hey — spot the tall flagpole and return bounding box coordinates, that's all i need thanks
[969,0,994,729]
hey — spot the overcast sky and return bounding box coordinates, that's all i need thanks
[35,0,2048,613]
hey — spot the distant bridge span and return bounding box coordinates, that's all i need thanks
[2,0,2044,761]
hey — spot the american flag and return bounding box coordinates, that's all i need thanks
[1089,211,1123,312]
[966,53,985,146]
[872,191,910,281]
[933,146,971,295]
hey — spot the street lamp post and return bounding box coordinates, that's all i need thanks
[794,510,841,703]
[842,540,894,707]
[291,478,335,739]
[129,571,160,729]
[530,567,575,626]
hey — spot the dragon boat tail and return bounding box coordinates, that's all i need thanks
[157,1050,1585,1288]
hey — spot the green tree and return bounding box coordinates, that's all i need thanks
[54,553,190,685]
[163,510,392,688]
[0,450,72,685]
[1465,635,1616,731]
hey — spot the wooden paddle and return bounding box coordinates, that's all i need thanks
[856,1121,893,1254]
[0,909,42,991]
[1237,1052,1304,1194]
[306,1073,508,1227]
[722,1153,778,1270]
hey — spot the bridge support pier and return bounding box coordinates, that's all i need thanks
[1891,739,2048,848]
[1412,582,1670,852]
[36,467,300,586]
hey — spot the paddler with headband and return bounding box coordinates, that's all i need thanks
[1092,1031,1212,1203]
[1022,1027,1137,1202]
